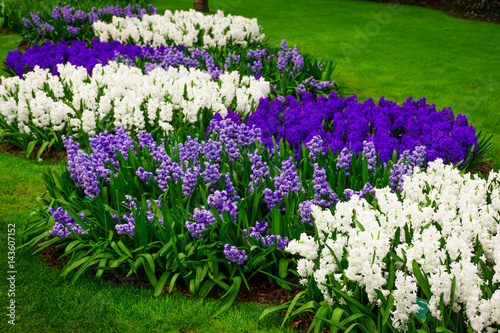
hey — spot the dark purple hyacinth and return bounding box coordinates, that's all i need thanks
[247,92,478,166]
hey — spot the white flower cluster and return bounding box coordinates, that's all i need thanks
[287,159,500,332]
[0,62,270,136]
[93,9,265,49]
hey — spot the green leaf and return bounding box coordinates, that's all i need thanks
[412,260,431,299]
[25,139,38,158]
[213,276,241,317]
[154,271,171,297]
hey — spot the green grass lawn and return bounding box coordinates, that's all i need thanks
[152,0,500,169]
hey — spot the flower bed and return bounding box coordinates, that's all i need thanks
[8,3,497,331]
[93,9,265,49]
[0,62,269,153]
[5,39,337,98]
[264,159,500,332]
[22,4,157,44]
[23,113,409,310]
[248,91,482,168]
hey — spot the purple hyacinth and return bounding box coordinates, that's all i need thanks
[255,221,269,235]
[182,166,201,196]
[51,6,61,20]
[49,207,87,238]
[344,182,377,200]
[202,162,221,188]
[207,190,238,222]
[248,150,270,193]
[63,135,100,198]
[263,235,290,249]
[298,200,314,225]
[224,139,240,162]
[178,136,202,163]
[136,167,154,185]
[185,207,216,238]
[223,244,247,265]
[263,157,302,211]
[203,139,222,163]
[362,140,377,173]
[224,172,240,202]
[336,148,352,176]
[306,135,324,160]
[312,163,338,206]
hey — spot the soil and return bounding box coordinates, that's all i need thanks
[0,141,67,164]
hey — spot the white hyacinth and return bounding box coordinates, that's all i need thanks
[0,62,270,136]
[287,159,500,332]
[93,9,265,49]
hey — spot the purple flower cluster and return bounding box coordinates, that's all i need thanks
[23,4,156,39]
[297,164,339,225]
[243,221,289,249]
[49,207,87,238]
[223,244,247,265]
[311,163,338,206]
[248,150,270,193]
[7,39,144,77]
[115,196,163,236]
[247,92,478,166]
[344,182,377,200]
[208,190,238,222]
[185,208,216,238]
[336,147,353,175]
[389,146,427,192]
[63,127,135,197]
[263,158,302,210]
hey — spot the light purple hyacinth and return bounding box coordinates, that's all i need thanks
[312,163,338,206]
[298,200,314,225]
[223,244,247,265]
[389,145,427,192]
[248,149,270,193]
[51,6,61,20]
[306,135,324,160]
[263,157,302,211]
[203,138,222,163]
[184,207,215,238]
[185,207,216,238]
[255,221,269,235]
[336,147,352,176]
[362,140,377,173]
[208,190,238,222]
[263,234,290,249]
[49,207,87,238]
[178,136,202,162]
[224,53,240,71]
[224,139,240,162]
[202,162,221,188]
[182,166,201,196]
[344,182,377,200]
[136,167,154,185]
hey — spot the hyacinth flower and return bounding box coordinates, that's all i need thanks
[28,109,435,312]
[22,4,157,45]
[247,91,485,169]
[6,38,339,100]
